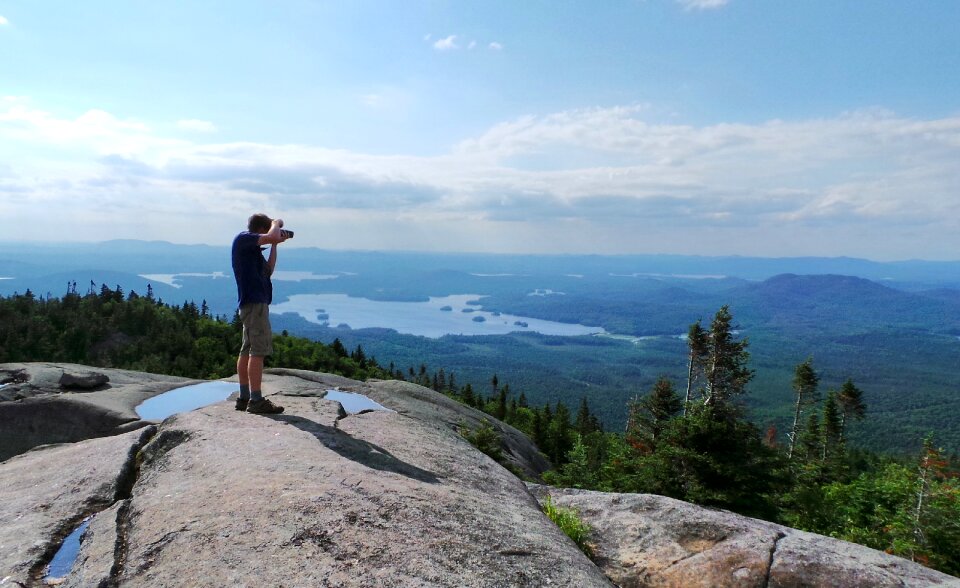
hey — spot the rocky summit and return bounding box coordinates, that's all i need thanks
[1,362,958,587]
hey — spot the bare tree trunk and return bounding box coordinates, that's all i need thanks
[788,393,803,460]
[912,458,930,559]
[704,354,717,406]
[683,352,695,416]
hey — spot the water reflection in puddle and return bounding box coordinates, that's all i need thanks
[136,381,237,421]
[45,518,91,582]
[325,390,392,414]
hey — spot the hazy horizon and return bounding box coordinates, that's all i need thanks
[2,2,958,260]
[3,238,960,265]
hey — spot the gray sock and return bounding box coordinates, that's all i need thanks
[239,384,250,400]
[251,390,263,401]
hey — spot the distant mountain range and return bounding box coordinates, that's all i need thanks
[3,239,960,283]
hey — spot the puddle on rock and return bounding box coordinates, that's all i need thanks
[44,518,91,582]
[136,381,237,421]
[324,390,393,414]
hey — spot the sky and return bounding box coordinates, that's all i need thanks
[1,1,959,260]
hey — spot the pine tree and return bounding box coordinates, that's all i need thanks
[531,407,546,453]
[627,376,682,447]
[551,402,574,464]
[418,363,428,386]
[461,383,476,407]
[797,411,822,463]
[836,378,866,444]
[820,392,846,481]
[543,434,596,489]
[821,391,843,464]
[495,385,508,420]
[703,306,752,409]
[351,345,366,364]
[331,338,348,358]
[575,397,599,437]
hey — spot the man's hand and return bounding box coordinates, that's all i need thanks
[259,218,288,246]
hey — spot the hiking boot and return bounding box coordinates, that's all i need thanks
[235,398,249,411]
[247,397,284,414]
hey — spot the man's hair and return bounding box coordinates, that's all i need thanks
[248,213,272,233]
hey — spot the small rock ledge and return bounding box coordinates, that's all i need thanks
[526,485,960,587]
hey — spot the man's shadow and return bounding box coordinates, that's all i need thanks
[266,413,440,485]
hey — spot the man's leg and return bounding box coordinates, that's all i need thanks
[246,353,282,413]
[247,355,264,400]
[242,303,283,414]
[237,354,249,386]
[236,354,252,410]
[236,306,255,409]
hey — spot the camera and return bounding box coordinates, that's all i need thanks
[280,229,295,239]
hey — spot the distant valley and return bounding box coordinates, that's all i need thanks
[3,240,959,453]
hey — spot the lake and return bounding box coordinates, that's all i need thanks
[272,293,605,338]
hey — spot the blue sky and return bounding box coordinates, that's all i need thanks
[1,1,959,259]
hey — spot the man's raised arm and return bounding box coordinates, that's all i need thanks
[257,219,287,246]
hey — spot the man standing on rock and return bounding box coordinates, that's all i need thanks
[231,213,289,414]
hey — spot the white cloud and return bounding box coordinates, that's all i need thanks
[0,102,182,157]
[433,35,459,51]
[468,40,477,50]
[423,33,432,41]
[676,0,729,10]
[489,42,503,50]
[0,16,9,26]
[176,119,218,133]
[3,99,960,258]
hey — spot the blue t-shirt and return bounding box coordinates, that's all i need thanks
[232,232,272,307]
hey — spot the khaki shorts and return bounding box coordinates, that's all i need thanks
[239,303,273,356]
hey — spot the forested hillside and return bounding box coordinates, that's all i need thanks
[0,285,387,381]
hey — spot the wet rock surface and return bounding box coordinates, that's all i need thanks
[0,362,195,462]
[268,368,551,479]
[56,372,610,587]
[526,486,960,587]
[3,363,958,587]
[0,426,156,586]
